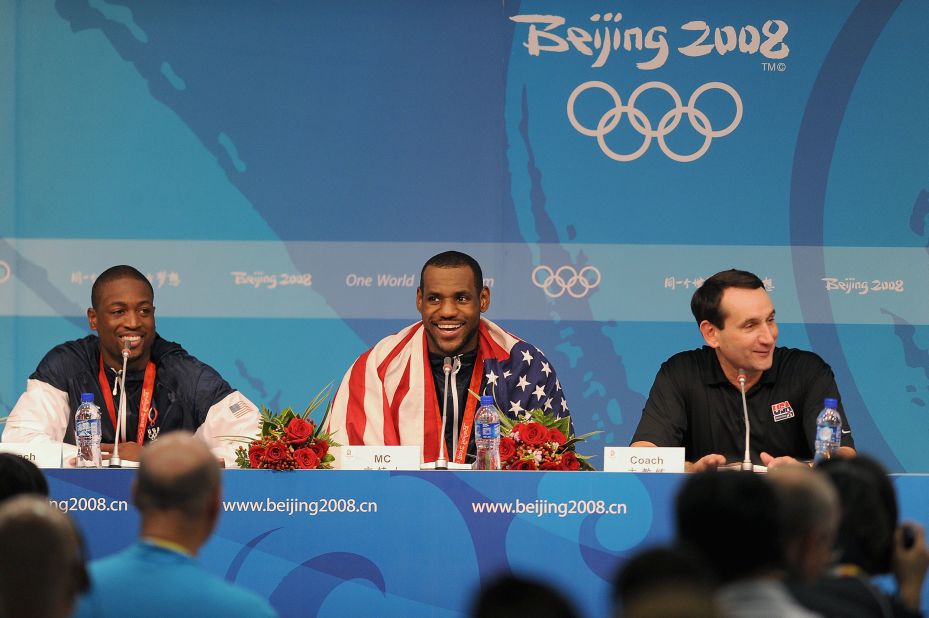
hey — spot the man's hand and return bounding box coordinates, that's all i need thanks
[685,453,726,472]
[101,442,143,462]
[894,522,929,611]
[760,452,804,469]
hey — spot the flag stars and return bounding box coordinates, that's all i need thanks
[561,398,569,413]
[485,370,498,386]
[503,370,511,379]
[540,361,552,377]
[509,400,525,414]
[543,398,553,411]
[516,375,530,392]
[520,349,534,365]
[532,385,546,401]
[555,378,561,391]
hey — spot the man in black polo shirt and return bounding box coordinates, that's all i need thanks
[631,269,855,471]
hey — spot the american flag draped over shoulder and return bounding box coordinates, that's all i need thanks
[328,317,570,463]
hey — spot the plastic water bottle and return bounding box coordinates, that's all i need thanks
[474,395,500,470]
[74,393,102,468]
[813,397,843,463]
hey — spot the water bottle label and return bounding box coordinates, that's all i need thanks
[75,418,95,438]
[817,426,840,443]
[477,421,499,440]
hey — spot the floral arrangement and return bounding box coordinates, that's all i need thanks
[234,387,339,470]
[498,408,599,471]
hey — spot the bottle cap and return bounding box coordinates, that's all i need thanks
[824,398,838,409]
[80,393,94,403]
[479,395,495,406]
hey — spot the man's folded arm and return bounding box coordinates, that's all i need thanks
[2,379,69,444]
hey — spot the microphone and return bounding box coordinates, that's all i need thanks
[108,339,131,468]
[434,357,452,470]
[737,370,752,472]
[450,356,462,455]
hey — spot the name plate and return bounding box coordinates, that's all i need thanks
[0,442,63,468]
[334,446,421,471]
[603,447,685,473]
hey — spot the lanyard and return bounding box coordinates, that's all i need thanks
[430,348,484,465]
[98,353,157,445]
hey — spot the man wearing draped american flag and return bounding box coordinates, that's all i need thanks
[328,251,572,465]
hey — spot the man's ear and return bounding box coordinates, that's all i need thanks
[699,320,719,348]
[479,286,490,313]
[415,287,423,313]
[87,308,97,332]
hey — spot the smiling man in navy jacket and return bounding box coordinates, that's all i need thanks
[3,265,260,465]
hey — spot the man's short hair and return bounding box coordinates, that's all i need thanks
[0,453,49,502]
[91,265,154,309]
[769,467,839,551]
[690,269,765,328]
[817,455,897,575]
[0,496,89,618]
[419,251,484,292]
[676,471,783,584]
[134,447,220,518]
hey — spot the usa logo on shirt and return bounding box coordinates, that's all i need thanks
[771,401,795,422]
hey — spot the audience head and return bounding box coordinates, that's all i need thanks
[768,465,840,581]
[470,573,579,618]
[817,455,897,574]
[133,432,221,548]
[676,471,783,584]
[0,453,49,502]
[613,545,719,618]
[0,495,88,618]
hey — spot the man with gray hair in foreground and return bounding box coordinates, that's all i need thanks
[0,495,88,618]
[74,431,277,618]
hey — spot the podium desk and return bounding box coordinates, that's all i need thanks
[45,470,929,617]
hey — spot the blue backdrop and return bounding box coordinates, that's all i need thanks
[2,0,929,471]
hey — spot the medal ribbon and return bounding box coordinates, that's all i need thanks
[98,353,157,445]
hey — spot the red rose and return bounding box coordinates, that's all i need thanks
[310,439,329,460]
[510,423,528,442]
[499,437,517,462]
[285,418,315,444]
[248,443,266,468]
[522,422,549,446]
[560,450,580,471]
[548,427,567,446]
[540,460,563,471]
[263,441,289,463]
[512,459,539,471]
[294,447,320,469]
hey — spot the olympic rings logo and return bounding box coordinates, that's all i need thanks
[531,265,601,299]
[0,260,9,284]
[566,80,743,163]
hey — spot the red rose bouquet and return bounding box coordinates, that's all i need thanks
[234,387,339,470]
[498,408,599,471]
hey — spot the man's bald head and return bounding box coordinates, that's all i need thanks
[134,432,220,518]
[0,496,88,618]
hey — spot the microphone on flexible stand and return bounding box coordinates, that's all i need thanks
[737,369,752,472]
[450,356,462,454]
[108,339,131,468]
[433,356,453,470]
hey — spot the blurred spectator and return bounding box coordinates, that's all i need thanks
[470,573,580,618]
[74,431,277,618]
[0,452,49,502]
[612,545,719,617]
[790,456,929,617]
[0,495,88,618]
[769,465,840,582]
[676,470,820,617]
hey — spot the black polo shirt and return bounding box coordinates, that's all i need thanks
[631,346,855,464]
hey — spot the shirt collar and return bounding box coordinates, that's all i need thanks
[700,346,779,387]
